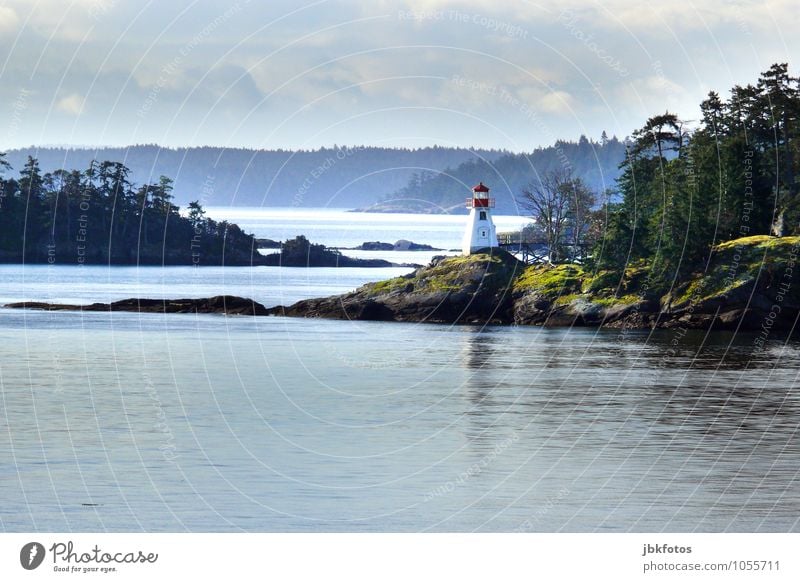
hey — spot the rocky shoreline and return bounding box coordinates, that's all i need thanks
[267,245,798,331]
[247,235,800,334]
[6,235,800,335]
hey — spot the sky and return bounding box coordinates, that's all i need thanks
[0,0,797,152]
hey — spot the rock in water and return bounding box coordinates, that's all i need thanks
[6,295,271,316]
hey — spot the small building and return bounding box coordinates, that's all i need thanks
[461,182,499,255]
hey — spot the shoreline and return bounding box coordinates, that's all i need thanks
[7,234,800,337]
[3,294,793,336]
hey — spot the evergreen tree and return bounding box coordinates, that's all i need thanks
[0,155,260,265]
[594,63,800,290]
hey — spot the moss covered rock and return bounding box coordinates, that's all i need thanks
[203,235,800,333]
[662,235,800,330]
[276,248,524,324]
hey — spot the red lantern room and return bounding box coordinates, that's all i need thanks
[466,182,495,208]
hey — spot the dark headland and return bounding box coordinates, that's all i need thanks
[8,235,800,336]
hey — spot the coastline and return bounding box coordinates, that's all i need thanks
[7,235,800,335]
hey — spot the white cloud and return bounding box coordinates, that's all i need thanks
[0,0,796,149]
[56,93,85,115]
[555,0,799,35]
[608,74,698,126]
[534,90,576,115]
[0,5,19,36]
[5,0,107,42]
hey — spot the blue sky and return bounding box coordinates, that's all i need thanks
[0,0,796,151]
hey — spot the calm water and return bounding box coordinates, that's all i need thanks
[0,264,411,307]
[1,209,799,532]
[203,206,533,250]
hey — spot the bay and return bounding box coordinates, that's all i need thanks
[0,208,798,532]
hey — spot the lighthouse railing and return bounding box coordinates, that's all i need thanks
[465,197,496,208]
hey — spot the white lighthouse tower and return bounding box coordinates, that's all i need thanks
[461,181,499,255]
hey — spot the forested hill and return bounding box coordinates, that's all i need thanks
[373,136,627,214]
[3,146,504,209]
[3,140,625,212]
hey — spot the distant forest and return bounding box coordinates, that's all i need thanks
[379,136,626,213]
[3,140,625,213]
[3,146,504,210]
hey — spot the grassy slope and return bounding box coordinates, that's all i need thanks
[362,251,521,296]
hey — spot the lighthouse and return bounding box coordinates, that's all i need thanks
[461,182,499,255]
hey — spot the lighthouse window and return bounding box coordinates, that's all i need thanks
[479,228,488,238]
[479,211,487,220]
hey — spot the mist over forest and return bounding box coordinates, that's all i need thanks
[3,138,625,213]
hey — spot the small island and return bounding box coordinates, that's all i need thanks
[6,295,271,316]
[344,240,443,251]
[262,235,418,267]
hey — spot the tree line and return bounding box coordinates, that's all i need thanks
[4,140,625,214]
[0,156,261,265]
[3,145,502,209]
[520,63,800,289]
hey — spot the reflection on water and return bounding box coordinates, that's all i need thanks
[1,311,798,532]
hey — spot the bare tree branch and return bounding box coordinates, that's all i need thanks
[518,169,596,263]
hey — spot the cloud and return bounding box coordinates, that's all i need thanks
[0,0,796,150]
[56,93,85,115]
[554,0,799,35]
[534,90,576,115]
[0,5,19,36]
[4,0,110,42]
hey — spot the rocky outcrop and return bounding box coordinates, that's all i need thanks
[655,236,800,332]
[262,254,402,267]
[507,235,800,332]
[6,295,270,316]
[269,235,800,332]
[269,248,524,324]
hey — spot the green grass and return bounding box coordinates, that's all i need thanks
[581,269,619,294]
[666,235,800,308]
[552,293,581,307]
[588,294,641,308]
[367,277,409,295]
[513,264,585,296]
[364,251,519,297]
[713,234,800,252]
